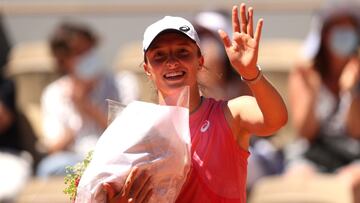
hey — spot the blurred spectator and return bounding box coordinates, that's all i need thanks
[193,10,250,100]
[192,10,284,192]
[0,12,44,202]
[0,77,44,201]
[37,21,137,177]
[0,13,11,77]
[286,2,360,189]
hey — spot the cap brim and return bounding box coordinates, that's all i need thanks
[144,29,198,52]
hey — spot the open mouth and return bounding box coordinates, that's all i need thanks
[163,71,186,80]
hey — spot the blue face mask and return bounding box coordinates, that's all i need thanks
[74,49,103,80]
[329,27,358,58]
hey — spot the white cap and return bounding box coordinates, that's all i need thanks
[142,16,201,52]
[194,11,232,38]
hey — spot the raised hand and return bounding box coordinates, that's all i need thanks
[218,3,263,80]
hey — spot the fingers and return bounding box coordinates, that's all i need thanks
[254,18,264,46]
[247,7,254,37]
[136,176,153,203]
[139,188,153,203]
[131,169,151,201]
[232,5,240,33]
[102,182,116,201]
[240,3,247,33]
[122,167,139,197]
[232,4,248,34]
[233,3,259,39]
[122,167,153,203]
[218,29,232,49]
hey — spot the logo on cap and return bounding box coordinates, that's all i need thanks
[179,25,190,32]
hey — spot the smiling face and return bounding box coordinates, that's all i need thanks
[143,31,204,97]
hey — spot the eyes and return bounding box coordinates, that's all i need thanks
[150,47,193,63]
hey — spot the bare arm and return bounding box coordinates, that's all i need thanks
[288,67,321,141]
[75,101,108,129]
[347,93,360,138]
[72,79,108,130]
[47,129,75,153]
[218,4,287,149]
[228,76,288,136]
[340,58,360,138]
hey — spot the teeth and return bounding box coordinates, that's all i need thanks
[165,71,184,78]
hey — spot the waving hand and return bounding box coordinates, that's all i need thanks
[218,3,263,80]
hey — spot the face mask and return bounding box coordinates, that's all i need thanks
[74,49,103,80]
[329,27,358,58]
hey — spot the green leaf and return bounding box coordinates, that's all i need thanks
[63,150,94,201]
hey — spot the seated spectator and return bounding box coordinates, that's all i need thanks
[37,21,137,177]
[0,77,43,201]
[1,12,44,201]
[286,2,360,192]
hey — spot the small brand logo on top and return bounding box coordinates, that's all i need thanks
[200,120,210,132]
[179,25,190,32]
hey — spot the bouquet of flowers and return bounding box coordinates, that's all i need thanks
[64,87,191,203]
[64,151,93,201]
[64,99,123,201]
[74,100,191,203]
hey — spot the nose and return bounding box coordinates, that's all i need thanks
[166,55,179,69]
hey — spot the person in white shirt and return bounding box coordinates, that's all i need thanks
[37,22,138,176]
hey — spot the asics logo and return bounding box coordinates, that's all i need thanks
[200,120,210,132]
[179,25,190,32]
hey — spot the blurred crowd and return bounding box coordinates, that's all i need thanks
[1,0,360,202]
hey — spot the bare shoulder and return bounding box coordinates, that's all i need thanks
[227,95,257,116]
[223,95,258,134]
[222,97,252,150]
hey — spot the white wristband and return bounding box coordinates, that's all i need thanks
[241,65,263,85]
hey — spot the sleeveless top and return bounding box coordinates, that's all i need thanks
[176,97,249,203]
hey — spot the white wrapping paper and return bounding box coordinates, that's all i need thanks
[75,98,191,203]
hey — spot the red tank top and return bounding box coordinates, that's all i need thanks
[176,97,249,203]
